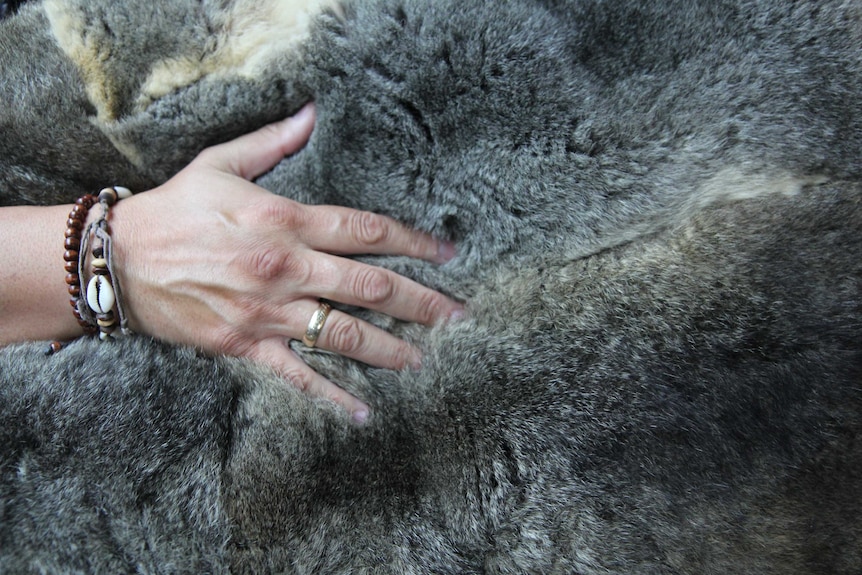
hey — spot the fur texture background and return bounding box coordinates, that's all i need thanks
[1,0,860,572]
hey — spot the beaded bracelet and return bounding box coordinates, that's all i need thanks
[49,186,132,355]
[62,194,99,337]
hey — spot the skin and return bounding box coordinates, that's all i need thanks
[0,104,464,423]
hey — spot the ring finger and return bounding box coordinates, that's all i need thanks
[296,300,422,372]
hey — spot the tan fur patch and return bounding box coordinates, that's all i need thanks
[43,0,121,121]
[136,0,343,110]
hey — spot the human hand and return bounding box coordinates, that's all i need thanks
[110,104,463,422]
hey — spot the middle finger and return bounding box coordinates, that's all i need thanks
[296,251,462,327]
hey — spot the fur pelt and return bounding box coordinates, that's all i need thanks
[1,0,860,573]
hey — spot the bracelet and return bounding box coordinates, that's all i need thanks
[49,186,132,355]
[62,194,99,337]
[83,186,133,341]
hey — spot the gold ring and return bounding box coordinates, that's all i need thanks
[302,302,332,348]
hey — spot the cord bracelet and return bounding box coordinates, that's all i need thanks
[49,186,132,354]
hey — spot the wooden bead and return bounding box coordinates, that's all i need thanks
[63,250,79,262]
[65,272,79,285]
[67,218,83,230]
[96,310,115,322]
[46,341,64,355]
[64,260,78,273]
[93,246,104,258]
[93,267,110,276]
[64,236,81,250]
[68,284,81,297]
[97,317,117,328]
[98,187,118,205]
[64,227,78,238]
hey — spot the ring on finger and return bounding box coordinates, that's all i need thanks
[302,301,332,348]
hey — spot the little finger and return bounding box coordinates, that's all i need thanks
[250,337,370,424]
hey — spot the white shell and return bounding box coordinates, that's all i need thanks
[114,186,133,200]
[86,275,115,314]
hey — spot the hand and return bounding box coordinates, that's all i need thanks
[109,104,463,422]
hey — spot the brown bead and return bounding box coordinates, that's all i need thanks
[65,272,79,286]
[96,310,115,322]
[93,267,110,276]
[63,250,79,262]
[64,227,78,238]
[66,218,83,230]
[68,284,81,297]
[64,237,81,250]
[75,194,96,206]
[46,341,63,355]
[93,246,104,258]
[64,260,78,273]
[98,187,118,206]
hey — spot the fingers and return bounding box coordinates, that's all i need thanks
[251,337,371,425]
[296,204,457,265]
[198,103,316,180]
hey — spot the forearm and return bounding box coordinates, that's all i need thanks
[0,204,85,345]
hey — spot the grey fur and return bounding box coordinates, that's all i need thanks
[1,0,860,573]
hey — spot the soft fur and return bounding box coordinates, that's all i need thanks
[1,0,860,573]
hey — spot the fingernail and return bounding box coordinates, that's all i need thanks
[448,306,466,322]
[410,350,423,371]
[436,240,457,263]
[289,102,315,125]
[352,408,370,425]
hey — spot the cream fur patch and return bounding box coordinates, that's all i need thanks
[43,0,342,121]
[692,167,828,209]
[136,0,343,110]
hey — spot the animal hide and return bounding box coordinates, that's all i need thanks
[1,0,860,572]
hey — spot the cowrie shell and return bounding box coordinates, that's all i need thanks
[86,275,115,314]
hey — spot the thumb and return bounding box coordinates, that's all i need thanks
[201,102,316,180]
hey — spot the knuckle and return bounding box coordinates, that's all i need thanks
[350,211,389,246]
[242,245,309,285]
[247,198,303,229]
[212,327,251,357]
[351,267,395,305]
[415,290,445,325]
[244,245,291,282]
[389,340,416,370]
[326,316,365,355]
[283,367,314,393]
